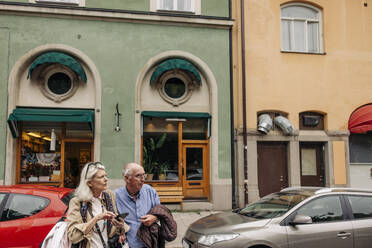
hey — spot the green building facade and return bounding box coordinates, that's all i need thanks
[0,0,233,210]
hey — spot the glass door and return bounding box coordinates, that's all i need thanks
[182,143,209,199]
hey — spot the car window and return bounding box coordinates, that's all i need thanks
[347,195,372,219]
[1,194,49,221]
[238,192,311,219]
[0,194,5,205]
[296,196,344,223]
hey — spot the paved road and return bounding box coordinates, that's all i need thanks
[166,211,219,248]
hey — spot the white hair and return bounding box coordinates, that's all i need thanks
[74,162,105,202]
[122,162,142,178]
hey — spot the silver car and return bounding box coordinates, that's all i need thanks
[183,187,372,248]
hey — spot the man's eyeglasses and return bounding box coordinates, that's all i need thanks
[133,173,145,179]
[84,162,105,179]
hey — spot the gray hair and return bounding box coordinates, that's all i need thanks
[75,162,105,202]
[122,162,142,177]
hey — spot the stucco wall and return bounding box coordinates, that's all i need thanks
[0,13,231,181]
[0,28,9,181]
[234,0,372,131]
[2,0,230,17]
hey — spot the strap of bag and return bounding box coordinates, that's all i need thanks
[87,206,108,248]
[58,206,69,222]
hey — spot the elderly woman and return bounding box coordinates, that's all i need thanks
[67,162,129,248]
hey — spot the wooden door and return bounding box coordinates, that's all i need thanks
[181,143,209,199]
[257,142,288,197]
[300,142,324,187]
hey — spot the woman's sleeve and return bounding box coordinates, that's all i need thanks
[66,198,92,244]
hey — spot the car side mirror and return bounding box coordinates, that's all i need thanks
[289,214,312,226]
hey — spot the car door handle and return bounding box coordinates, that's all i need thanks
[337,232,351,239]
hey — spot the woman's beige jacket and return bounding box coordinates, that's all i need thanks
[67,189,130,248]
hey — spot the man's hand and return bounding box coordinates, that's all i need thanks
[140,214,158,226]
[118,233,126,243]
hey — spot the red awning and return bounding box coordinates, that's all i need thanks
[348,104,372,133]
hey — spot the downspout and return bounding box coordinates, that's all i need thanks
[240,0,248,205]
[229,0,237,209]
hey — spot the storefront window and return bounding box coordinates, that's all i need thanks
[183,118,208,140]
[20,122,62,183]
[143,117,178,181]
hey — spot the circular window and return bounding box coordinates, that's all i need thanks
[157,70,198,106]
[164,77,186,99]
[37,64,79,103]
[47,72,72,95]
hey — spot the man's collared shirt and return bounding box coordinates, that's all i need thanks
[115,184,160,248]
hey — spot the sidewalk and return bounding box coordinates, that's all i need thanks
[165,210,219,248]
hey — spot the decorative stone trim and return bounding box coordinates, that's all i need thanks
[326,130,350,137]
[0,3,234,29]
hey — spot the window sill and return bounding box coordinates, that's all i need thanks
[281,50,327,55]
[156,9,195,15]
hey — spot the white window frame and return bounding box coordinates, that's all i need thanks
[280,3,323,53]
[150,0,201,14]
[30,0,85,7]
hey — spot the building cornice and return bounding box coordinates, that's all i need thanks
[0,1,234,29]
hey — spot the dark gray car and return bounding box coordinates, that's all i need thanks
[183,187,372,248]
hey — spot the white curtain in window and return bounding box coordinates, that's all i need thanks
[161,0,174,10]
[159,0,192,11]
[281,4,321,53]
[281,20,292,51]
[177,0,192,11]
[307,22,319,52]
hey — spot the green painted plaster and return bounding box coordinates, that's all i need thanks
[86,0,149,11]
[0,14,231,179]
[202,0,229,17]
[0,28,9,181]
[4,0,28,3]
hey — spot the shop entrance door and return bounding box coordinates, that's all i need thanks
[62,139,94,188]
[181,143,209,199]
[300,142,325,187]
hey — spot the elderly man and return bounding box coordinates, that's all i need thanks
[115,162,160,248]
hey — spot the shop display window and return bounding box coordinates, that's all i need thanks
[20,124,62,183]
[143,117,178,181]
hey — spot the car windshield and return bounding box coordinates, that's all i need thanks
[238,192,312,219]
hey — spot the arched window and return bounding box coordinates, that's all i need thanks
[281,3,323,53]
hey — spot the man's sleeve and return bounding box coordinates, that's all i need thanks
[152,187,161,206]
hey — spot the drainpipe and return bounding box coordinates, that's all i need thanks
[228,0,237,209]
[241,0,248,205]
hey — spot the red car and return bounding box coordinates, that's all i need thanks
[0,185,73,248]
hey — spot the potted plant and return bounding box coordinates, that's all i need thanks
[158,161,169,180]
[143,133,167,180]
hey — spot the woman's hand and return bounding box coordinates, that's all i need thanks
[110,217,124,227]
[95,211,116,222]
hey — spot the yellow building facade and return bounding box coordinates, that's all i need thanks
[232,0,372,207]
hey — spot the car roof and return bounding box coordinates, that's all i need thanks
[281,186,372,195]
[0,185,73,198]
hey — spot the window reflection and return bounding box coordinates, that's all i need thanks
[20,124,62,183]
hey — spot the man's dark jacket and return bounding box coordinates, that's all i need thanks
[137,205,177,248]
